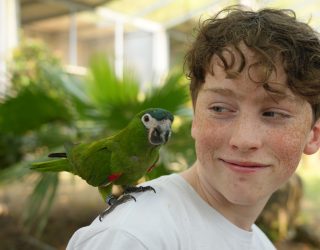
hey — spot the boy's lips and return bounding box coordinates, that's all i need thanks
[219,158,270,173]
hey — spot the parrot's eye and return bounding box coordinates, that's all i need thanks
[141,113,156,129]
[142,114,153,128]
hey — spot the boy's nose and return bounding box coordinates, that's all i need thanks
[228,115,262,152]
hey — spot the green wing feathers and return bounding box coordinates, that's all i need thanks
[31,158,73,173]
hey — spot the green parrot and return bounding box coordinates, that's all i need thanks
[31,108,174,220]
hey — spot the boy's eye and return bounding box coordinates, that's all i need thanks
[263,111,276,117]
[209,105,235,115]
[211,106,226,112]
[262,111,291,118]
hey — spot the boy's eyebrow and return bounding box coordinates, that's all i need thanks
[201,87,236,97]
[201,87,299,103]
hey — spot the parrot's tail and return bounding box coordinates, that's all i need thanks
[31,158,73,173]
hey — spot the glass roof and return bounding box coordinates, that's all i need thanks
[20,0,320,33]
[101,0,320,31]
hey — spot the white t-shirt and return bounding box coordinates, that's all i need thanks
[67,174,276,250]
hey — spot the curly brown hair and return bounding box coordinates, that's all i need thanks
[185,5,320,121]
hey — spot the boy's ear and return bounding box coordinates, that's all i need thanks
[304,119,320,155]
[191,118,196,140]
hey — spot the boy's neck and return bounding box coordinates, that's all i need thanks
[180,163,269,231]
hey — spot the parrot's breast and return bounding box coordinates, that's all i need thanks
[112,148,159,185]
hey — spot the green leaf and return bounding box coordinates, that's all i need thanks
[0,86,72,134]
[22,173,59,237]
[0,161,32,184]
[140,70,190,113]
[86,54,139,109]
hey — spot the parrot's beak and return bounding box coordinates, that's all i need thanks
[149,119,172,145]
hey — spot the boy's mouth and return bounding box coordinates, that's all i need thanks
[220,158,270,173]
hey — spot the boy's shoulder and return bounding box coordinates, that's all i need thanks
[68,174,192,249]
[99,173,190,227]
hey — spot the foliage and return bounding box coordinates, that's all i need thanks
[0,40,193,236]
[0,86,72,135]
[8,38,61,92]
[0,133,23,169]
[85,54,190,132]
[22,173,59,237]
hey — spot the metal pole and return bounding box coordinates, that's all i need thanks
[0,0,19,95]
[114,21,124,79]
[69,10,78,65]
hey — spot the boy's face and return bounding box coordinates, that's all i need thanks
[191,45,319,206]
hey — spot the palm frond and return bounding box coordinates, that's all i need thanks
[0,161,32,184]
[40,65,95,120]
[86,54,139,109]
[0,86,72,134]
[140,70,190,113]
[22,173,59,237]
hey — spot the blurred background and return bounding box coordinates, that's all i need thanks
[0,0,320,249]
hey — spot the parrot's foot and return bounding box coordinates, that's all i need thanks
[98,186,156,221]
[124,185,156,194]
[99,194,136,221]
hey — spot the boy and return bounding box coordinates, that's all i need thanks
[67,6,320,249]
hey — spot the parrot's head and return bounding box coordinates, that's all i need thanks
[140,108,174,146]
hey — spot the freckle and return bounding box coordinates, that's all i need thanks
[239,177,246,182]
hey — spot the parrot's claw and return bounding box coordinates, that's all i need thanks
[99,186,156,221]
[124,185,156,194]
[106,194,118,206]
[99,194,136,221]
